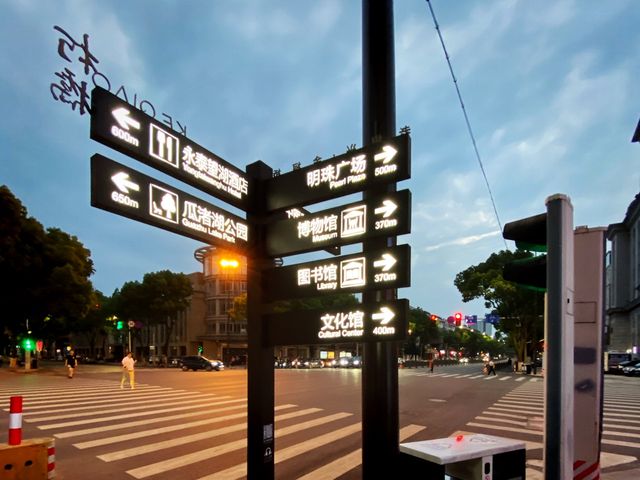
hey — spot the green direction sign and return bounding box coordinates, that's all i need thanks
[265,299,409,346]
[265,189,411,257]
[265,134,410,212]
[90,154,250,254]
[90,87,250,211]
[264,244,411,301]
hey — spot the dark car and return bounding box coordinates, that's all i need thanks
[610,359,638,375]
[179,355,224,371]
[622,361,640,377]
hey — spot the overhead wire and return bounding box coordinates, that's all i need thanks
[425,0,509,250]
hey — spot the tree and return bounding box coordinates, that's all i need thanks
[75,290,111,359]
[454,250,544,363]
[0,186,95,349]
[111,271,193,356]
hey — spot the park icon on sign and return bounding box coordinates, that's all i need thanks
[149,185,179,224]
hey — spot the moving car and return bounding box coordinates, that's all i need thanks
[179,355,224,371]
[609,359,638,375]
[622,361,640,377]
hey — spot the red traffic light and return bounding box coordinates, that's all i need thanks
[430,314,438,321]
[454,312,462,325]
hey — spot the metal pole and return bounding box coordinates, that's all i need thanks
[128,329,132,353]
[544,194,574,479]
[362,1,399,477]
[246,160,274,480]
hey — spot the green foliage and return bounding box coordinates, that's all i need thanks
[454,249,544,362]
[111,270,193,352]
[0,186,94,343]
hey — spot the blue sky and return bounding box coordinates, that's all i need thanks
[1,0,638,319]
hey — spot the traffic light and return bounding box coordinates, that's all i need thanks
[197,343,204,354]
[430,314,438,322]
[116,320,124,330]
[502,212,547,291]
[22,338,34,350]
[454,312,462,326]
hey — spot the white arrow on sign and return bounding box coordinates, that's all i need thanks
[374,200,397,218]
[372,307,395,325]
[373,253,397,272]
[373,145,397,164]
[112,107,141,131]
[111,172,140,194]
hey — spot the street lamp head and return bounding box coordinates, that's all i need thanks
[219,258,239,268]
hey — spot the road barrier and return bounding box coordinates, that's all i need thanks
[8,396,22,445]
[2,395,56,479]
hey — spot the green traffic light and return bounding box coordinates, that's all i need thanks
[23,338,33,350]
[116,320,124,330]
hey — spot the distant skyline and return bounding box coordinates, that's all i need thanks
[1,0,638,319]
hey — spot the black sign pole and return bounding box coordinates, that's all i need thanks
[362,0,399,477]
[245,161,274,480]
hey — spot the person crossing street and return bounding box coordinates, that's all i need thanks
[121,352,136,389]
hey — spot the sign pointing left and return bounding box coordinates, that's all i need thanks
[90,87,251,211]
[112,107,140,131]
[111,172,139,194]
[91,154,250,254]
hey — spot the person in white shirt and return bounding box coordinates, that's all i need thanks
[121,352,136,389]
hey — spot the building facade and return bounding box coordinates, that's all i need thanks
[193,246,248,364]
[606,192,640,354]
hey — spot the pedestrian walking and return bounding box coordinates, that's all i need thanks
[121,352,136,389]
[488,360,497,376]
[65,350,77,378]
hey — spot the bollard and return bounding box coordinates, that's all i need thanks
[9,396,23,445]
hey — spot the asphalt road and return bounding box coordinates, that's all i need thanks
[0,362,638,479]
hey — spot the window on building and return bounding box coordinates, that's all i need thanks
[207,300,216,315]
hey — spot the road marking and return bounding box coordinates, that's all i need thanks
[466,421,542,436]
[499,377,510,381]
[22,390,196,411]
[30,394,233,422]
[295,424,426,480]
[428,399,447,403]
[99,407,328,462]
[469,375,486,379]
[72,403,296,449]
[37,397,241,430]
[55,402,250,438]
[125,412,353,478]
[483,375,498,380]
[515,377,526,382]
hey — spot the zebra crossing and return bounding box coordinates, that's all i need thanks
[403,369,542,383]
[460,379,640,477]
[0,377,425,479]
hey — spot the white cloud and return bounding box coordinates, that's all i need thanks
[424,230,501,252]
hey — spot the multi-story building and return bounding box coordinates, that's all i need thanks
[193,246,248,364]
[606,191,640,354]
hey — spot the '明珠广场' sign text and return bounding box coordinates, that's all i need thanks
[265,134,410,212]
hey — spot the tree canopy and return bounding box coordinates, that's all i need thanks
[0,186,94,345]
[454,249,544,362]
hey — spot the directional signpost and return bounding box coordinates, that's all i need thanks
[265,189,411,257]
[265,134,410,211]
[90,86,251,210]
[87,47,411,477]
[264,245,410,301]
[265,299,408,346]
[91,154,250,253]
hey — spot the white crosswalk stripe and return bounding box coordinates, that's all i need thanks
[4,376,427,479]
[462,378,640,473]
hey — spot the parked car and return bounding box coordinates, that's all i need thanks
[179,355,224,371]
[275,358,292,369]
[306,358,325,368]
[459,357,470,364]
[622,361,640,376]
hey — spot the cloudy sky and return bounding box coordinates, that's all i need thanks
[2,0,638,320]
